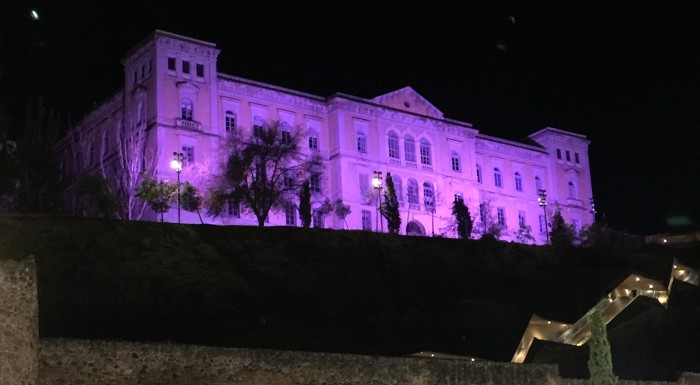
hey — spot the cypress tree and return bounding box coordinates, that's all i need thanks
[452,198,472,239]
[550,206,575,247]
[299,180,311,228]
[380,173,401,234]
[587,309,618,385]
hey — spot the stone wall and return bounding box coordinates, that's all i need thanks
[39,339,574,385]
[0,257,39,385]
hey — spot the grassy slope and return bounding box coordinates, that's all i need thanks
[0,215,694,379]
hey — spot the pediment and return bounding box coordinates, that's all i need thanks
[371,86,444,119]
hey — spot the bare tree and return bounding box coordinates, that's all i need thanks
[110,113,156,220]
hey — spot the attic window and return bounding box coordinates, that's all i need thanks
[404,101,411,108]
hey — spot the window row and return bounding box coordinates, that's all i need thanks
[359,174,436,211]
[556,148,581,164]
[168,57,205,78]
[359,132,442,169]
[225,112,320,151]
[476,164,547,195]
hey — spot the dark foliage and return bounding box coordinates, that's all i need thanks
[451,198,472,239]
[299,180,311,228]
[380,173,401,234]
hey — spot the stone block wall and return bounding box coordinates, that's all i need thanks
[0,257,39,385]
[39,339,571,385]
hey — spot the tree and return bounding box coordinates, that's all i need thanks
[112,113,156,220]
[135,174,177,222]
[587,309,618,385]
[451,198,473,239]
[74,173,120,218]
[180,182,204,224]
[313,197,333,228]
[475,200,503,240]
[299,180,312,228]
[207,121,322,226]
[513,224,536,244]
[14,98,61,213]
[550,206,576,248]
[380,172,401,234]
[334,198,352,229]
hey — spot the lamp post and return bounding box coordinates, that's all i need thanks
[170,152,184,223]
[538,189,549,244]
[372,171,383,232]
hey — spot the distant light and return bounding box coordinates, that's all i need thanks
[508,16,516,24]
[635,277,640,282]
[649,284,654,289]
[471,358,475,362]
[30,9,39,20]
[662,239,668,243]
[673,265,678,269]
[547,320,551,325]
[430,354,434,357]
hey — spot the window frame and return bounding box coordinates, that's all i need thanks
[356,131,367,153]
[515,172,523,192]
[419,139,432,165]
[388,131,400,159]
[494,167,503,188]
[404,135,416,162]
[451,151,461,172]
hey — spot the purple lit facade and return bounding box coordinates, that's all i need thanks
[59,31,594,243]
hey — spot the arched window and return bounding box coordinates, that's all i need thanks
[515,172,523,192]
[406,221,425,236]
[494,167,502,188]
[392,174,403,203]
[407,178,419,205]
[423,181,435,211]
[308,131,319,150]
[356,131,367,153]
[568,181,577,198]
[420,139,432,165]
[388,131,399,159]
[404,135,416,162]
[476,164,482,183]
[225,110,236,132]
[181,99,193,120]
[451,151,461,172]
[535,176,542,193]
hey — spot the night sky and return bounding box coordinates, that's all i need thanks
[2,1,699,235]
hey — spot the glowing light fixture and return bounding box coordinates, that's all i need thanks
[635,277,640,281]
[649,284,654,289]
[30,9,39,20]
[171,152,184,223]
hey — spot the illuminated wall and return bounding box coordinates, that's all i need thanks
[60,30,595,244]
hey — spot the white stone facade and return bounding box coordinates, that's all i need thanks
[59,30,595,244]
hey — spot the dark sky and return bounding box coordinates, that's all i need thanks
[2,1,699,235]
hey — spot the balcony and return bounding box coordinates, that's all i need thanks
[409,203,420,211]
[176,118,201,131]
[389,158,402,166]
[567,198,583,207]
[421,164,433,172]
[406,161,417,169]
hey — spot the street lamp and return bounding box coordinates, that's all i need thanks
[372,171,383,232]
[170,152,184,223]
[538,189,549,244]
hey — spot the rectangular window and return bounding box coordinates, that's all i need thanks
[310,174,321,193]
[476,165,482,183]
[497,207,506,227]
[225,113,236,132]
[454,193,463,202]
[227,199,240,218]
[556,149,561,159]
[405,140,416,162]
[308,135,318,150]
[566,150,571,161]
[168,57,176,71]
[451,153,461,172]
[182,146,195,166]
[281,130,292,144]
[285,203,296,226]
[196,64,204,77]
[253,123,264,137]
[359,174,369,198]
[182,60,190,74]
[518,211,526,228]
[284,173,294,190]
[539,215,547,234]
[357,133,367,153]
[362,210,372,231]
[575,152,580,163]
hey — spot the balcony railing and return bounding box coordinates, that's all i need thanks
[406,161,417,169]
[409,203,420,211]
[176,118,201,131]
[422,164,433,172]
[389,158,402,166]
[567,198,583,207]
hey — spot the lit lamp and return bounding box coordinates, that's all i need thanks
[171,152,184,223]
[538,189,549,244]
[372,171,383,232]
